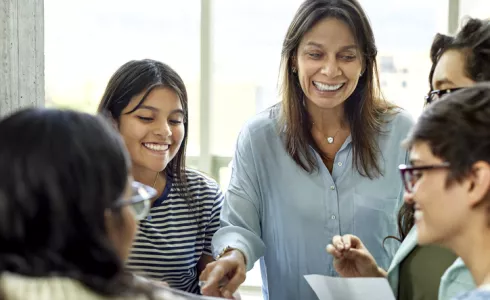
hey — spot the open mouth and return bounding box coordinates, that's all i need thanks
[313,81,345,92]
[143,143,169,152]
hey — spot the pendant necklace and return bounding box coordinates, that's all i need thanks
[313,122,341,144]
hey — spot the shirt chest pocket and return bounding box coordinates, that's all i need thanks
[353,192,399,270]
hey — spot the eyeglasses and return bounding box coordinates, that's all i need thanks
[399,163,450,193]
[424,88,464,105]
[113,181,157,221]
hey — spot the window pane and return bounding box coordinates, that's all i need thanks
[44,0,201,155]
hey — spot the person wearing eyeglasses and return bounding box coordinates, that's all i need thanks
[97,59,224,294]
[0,108,189,300]
[399,84,490,300]
[326,17,490,300]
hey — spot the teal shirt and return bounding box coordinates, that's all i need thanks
[387,227,475,300]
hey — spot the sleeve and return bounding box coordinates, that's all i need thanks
[202,184,224,256]
[211,125,266,271]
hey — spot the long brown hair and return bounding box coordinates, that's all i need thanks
[278,0,396,179]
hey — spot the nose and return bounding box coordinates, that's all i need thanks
[403,191,415,205]
[153,120,172,138]
[320,58,342,78]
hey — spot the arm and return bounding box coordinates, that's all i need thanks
[200,126,266,298]
[197,185,224,276]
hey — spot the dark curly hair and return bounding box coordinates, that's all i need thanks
[397,17,490,241]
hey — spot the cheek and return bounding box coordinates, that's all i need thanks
[171,125,185,147]
[119,121,146,147]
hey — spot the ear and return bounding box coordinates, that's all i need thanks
[468,161,490,207]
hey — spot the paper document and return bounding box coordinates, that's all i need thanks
[305,274,395,300]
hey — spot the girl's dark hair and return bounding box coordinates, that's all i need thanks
[0,108,152,298]
[396,17,490,241]
[277,0,397,179]
[97,59,190,203]
[428,17,490,90]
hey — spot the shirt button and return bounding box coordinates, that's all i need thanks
[338,162,343,167]
[331,215,336,220]
[330,186,335,190]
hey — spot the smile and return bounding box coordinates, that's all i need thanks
[313,81,345,92]
[143,143,169,152]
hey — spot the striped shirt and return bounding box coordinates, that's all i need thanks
[127,169,223,294]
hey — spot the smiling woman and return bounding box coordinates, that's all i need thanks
[97,59,223,294]
[198,1,414,299]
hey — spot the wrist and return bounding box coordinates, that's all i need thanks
[218,247,247,266]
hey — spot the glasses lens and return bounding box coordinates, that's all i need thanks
[131,199,150,221]
[129,182,156,221]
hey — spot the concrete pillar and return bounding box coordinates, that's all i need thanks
[0,0,44,117]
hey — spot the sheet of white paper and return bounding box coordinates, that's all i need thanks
[305,274,395,300]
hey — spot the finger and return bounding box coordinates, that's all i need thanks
[332,235,344,250]
[341,234,353,250]
[343,234,363,249]
[201,264,226,297]
[199,262,213,281]
[221,265,246,298]
[326,244,343,259]
[343,248,372,263]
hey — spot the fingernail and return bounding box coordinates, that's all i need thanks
[223,290,231,298]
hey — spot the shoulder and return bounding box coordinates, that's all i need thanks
[381,108,415,135]
[183,169,220,191]
[240,105,280,138]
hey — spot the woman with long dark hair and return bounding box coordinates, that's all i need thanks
[200,0,413,298]
[98,59,223,294]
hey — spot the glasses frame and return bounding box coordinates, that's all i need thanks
[399,162,451,193]
[424,87,464,105]
[113,181,157,221]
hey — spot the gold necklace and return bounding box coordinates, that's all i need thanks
[313,122,341,144]
[152,172,159,189]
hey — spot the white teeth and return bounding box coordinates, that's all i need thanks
[144,143,169,151]
[414,210,423,221]
[313,81,344,91]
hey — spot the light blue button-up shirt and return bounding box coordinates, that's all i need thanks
[212,106,414,300]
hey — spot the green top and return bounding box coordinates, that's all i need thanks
[398,245,458,300]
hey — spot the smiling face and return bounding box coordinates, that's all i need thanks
[404,142,470,246]
[118,87,185,176]
[295,17,363,111]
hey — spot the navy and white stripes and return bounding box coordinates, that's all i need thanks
[127,169,223,293]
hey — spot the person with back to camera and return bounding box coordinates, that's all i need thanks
[326,17,490,300]
[0,108,203,300]
[199,0,414,299]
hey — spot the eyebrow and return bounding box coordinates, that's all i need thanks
[433,78,454,89]
[409,158,424,166]
[304,42,357,51]
[136,106,185,116]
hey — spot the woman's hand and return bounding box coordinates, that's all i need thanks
[326,234,387,278]
[199,249,247,299]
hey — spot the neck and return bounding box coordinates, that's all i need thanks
[448,219,490,287]
[132,165,167,193]
[307,102,347,134]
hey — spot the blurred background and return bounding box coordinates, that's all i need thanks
[39,0,490,298]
